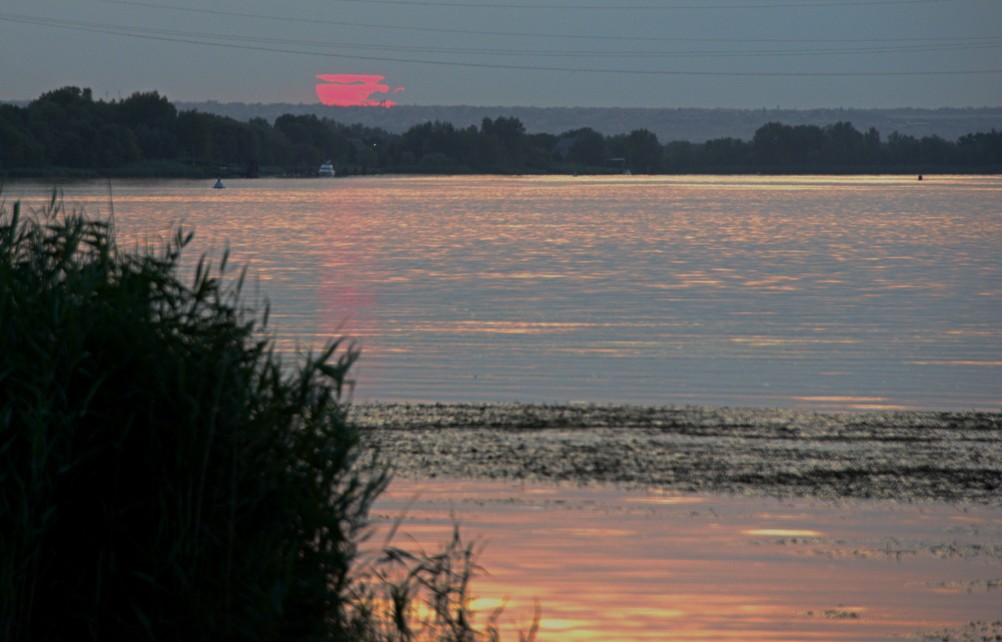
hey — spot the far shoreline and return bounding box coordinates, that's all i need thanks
[3,167,1000,180]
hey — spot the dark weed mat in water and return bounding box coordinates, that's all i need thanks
[352,403,1002,504]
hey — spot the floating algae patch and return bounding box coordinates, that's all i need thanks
[353,402,1002,503]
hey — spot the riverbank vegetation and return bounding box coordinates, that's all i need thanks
[0,196,533,641]
[2,86,1000,178]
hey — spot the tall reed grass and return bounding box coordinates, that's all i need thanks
[350,524,540,642]
[0,192,382,640]
[0,193,536,641]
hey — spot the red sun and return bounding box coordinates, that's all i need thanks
[316,74,405,107]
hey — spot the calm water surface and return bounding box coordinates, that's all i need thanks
[10,174,1000,410]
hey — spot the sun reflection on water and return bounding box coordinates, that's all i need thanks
[742,528,824,538]
[371,478,1002,642]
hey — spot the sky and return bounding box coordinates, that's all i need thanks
[2,0,1001,109]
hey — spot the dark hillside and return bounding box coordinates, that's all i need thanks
[175,102,1002,144]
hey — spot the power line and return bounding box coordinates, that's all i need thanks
[10,10,999,59]
[330,0,949,9]
[96,0,997,46]
[3,11,1000,77]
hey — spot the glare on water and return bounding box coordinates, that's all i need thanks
[371,478,1002,642]
[10,174,999,410]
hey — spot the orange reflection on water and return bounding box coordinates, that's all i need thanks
[7,175,1000,409]
[910,360,1002,367]
[370,478,1002,642]
[791,395,916,411]
[742,528,824,538]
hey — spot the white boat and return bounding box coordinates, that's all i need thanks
[318,161,335,177]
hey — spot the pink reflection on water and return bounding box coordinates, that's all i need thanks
[314,197,382,391]
[315,74,405,107]
[7,175,1000,410]
[370,478,1002,641]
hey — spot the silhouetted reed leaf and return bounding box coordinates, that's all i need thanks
[1,193,535,642]
[0,197,386,641]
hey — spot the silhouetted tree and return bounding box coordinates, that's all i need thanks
[663,140,701,172]
[480,116,527,167]
[702,137,749,169]
[117,91,178,158]
[274,114,339,160]
[822,121,865,165]
[565,128,607,166]
[613,128,662,172]
[885,131,921,165]
[4,85,1002,176]
[0,106,44,168]
[918,135,950,165]
[176,110,214,164]
[957,129,1002,164]
[753,122,827,167]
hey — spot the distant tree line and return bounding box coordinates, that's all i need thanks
[2,86,1000,177]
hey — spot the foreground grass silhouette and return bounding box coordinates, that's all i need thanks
[0,196,534,641]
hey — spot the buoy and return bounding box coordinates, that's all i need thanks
[213,178,225,189]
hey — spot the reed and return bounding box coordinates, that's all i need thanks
[0,193,535,641]
[348,524,540,642]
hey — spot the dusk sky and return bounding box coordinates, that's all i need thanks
[3,0,1001,108]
